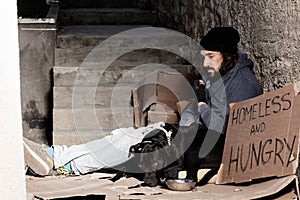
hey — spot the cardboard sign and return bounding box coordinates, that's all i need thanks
[216,82,300,184]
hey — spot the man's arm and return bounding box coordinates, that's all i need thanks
[197,102,211,127]
[179,100,200,126]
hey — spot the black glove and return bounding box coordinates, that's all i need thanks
[193,80,206,103]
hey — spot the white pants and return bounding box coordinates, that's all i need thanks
[52,122,165,174]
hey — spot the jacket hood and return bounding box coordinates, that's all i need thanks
[221,53,253,81]
[235,53,254,71]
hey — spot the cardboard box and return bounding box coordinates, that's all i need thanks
[132,70,196,127]
[148,110,179,124]
[147,103,179,124]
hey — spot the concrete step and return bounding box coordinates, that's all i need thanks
[53,131,112,146]
[57,25,151,49]
[56,25,190,66]
[59,8,158,26]
[53,65,194,86]
[54,85,135,108]
[53,107,134,132]
[56,25,188,49]
[55,47,187,67]
[60,0,138,9]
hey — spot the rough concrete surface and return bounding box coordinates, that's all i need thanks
[153,0,300,92]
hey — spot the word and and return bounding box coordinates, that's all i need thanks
[227,135,297,176]
[249,122,266,135]
[231,93,292,126]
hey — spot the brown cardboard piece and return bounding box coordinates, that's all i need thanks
[217,82,300,184]
[147,103,179,124]
[148,110,179,124]
[132,70,195,127]
[26,173,298,200]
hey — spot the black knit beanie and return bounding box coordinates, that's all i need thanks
[200,27,240,53]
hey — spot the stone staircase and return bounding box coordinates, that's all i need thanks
[53,0,194,145]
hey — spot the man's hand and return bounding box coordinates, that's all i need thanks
[198,102,206,107]
[186,122,193,126]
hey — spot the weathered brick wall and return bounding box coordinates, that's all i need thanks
[152,0,300,92]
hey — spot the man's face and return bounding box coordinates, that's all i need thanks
[200,50,223,78]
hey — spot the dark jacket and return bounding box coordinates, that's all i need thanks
[179,53,262,134]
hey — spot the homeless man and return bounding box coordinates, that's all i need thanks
[181,27,262,180]
[23,27,262,181]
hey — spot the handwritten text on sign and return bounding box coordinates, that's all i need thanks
[216,83,300,184]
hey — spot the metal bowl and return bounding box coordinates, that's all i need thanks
[165,179,197,191]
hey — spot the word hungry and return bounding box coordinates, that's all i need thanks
[227,135,297,175]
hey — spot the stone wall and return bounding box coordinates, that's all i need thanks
[153,0,300,92]
[18,21,57,144]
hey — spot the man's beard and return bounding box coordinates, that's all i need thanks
[203,67,221,82]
